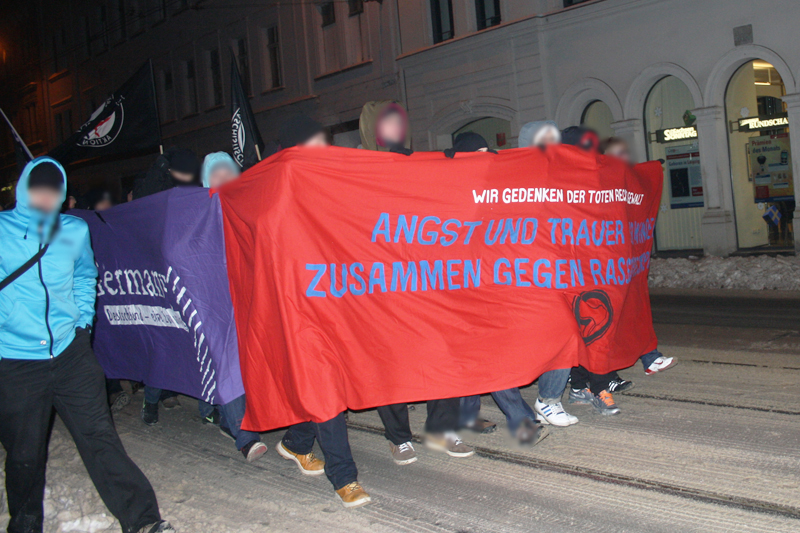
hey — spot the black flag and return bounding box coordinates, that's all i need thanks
[1,107,33,173]
[230,52,264,170]
[49,61,161,165]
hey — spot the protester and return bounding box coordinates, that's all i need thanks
[0,157,173,533]
[518,120,560,148]
[79,188,115,211]
[133,148,201,425]
[133,147,200,199]
[359,101,472,463]
[62,184,78,213]
[201,152,241,188]
[516,121,580,427]
[447,132,549,445]
[359,100,413,154]
[599,136,677,381]
[273,115,372,508]
[195,151,268,463]
[560,126,622,415]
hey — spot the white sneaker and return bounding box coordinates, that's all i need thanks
[534,399,579,426]
[645,356,676,375]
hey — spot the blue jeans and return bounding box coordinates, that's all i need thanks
[281,412,357,490]
[537,368,570,403]
[143,386,177,405]
[460,388,536,433]
[199,395,260,451]
[640,349,662,369]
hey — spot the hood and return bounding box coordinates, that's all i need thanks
[202,152,240,188]
[518,121,560,148]
[14,157,67,240]
[561,126,600,152]
[359,100,411,152]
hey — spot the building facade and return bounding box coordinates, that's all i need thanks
[3,0,800,257]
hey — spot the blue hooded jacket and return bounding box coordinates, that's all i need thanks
[201,152,240,188]
[0,157,98,360]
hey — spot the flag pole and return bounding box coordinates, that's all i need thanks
[159,145,164,155]
[0,107,34,160]
[255,144,261,161]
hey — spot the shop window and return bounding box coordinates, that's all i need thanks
[476,0,501,30]
[580,100,614,140]
[430,0,455,44]
[644,76,703,251]
[452,117,511,151]
[726,60,791,249]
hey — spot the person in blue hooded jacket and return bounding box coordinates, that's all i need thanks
[201,151,240,189]
[0,157,174,533]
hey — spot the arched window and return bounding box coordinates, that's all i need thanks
[452,117,512,150]
[726,60,791,250]
[580,100,614,139]
[644,76,703,251]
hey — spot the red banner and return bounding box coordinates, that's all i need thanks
[219,146,662,431]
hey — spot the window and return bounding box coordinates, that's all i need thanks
[262,26,282,89]
[51,28,67,73]
[430,0,454,43]
[321,2,336,27]
[111,0,127,43]
[128,0,145,35]
[206,48,223,108]
[78,16,91,60]
[157,68,175,122]
[93,5,109,54]
[564,0,592,6]
[150,0,167,23]
[54,109,73,143]
[475,0,500,30]
[232,38,250,95]
[182,59,198,116]
[349,0,363,16]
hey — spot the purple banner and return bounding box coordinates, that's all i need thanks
[75,188,243,404]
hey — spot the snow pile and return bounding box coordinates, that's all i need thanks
[649,254,800,290]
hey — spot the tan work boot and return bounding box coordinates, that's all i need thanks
[276,441,326,476]
[389,441,418,465]
[335,481,372,508]
[425,431,474,458]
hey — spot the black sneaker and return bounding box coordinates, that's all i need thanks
[607,377,634,393]
[514,418,549,447]
[201,408,221,426]
[136,520,175,533]
[242,441,268,463]
[141,401,159,426]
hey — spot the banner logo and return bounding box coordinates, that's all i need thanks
[231,108,245,167]
[78,96,126,148]
[573,290,613,345]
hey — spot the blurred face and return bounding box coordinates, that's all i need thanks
[127,190,134,202]
[208,166,239,189]
[170,169,195,184]
[301,132,330,148]
[605,142,631,163]
[377,112,406,146]
[94,198,113,211]
[533,126,560,147]
[66,195,77,209]
[28,187,63,213]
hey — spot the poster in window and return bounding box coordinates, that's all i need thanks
[665,142,703,208]
[749,133,794,202]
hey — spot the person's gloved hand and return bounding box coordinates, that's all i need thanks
[389,145,414,156]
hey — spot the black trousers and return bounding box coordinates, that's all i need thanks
[281,412,357,490]
[570,365,616,395]
[377,398,460,445]
[0,331,161,533]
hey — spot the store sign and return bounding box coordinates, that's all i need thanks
[656,126,698,143]
[738,114,789,132]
